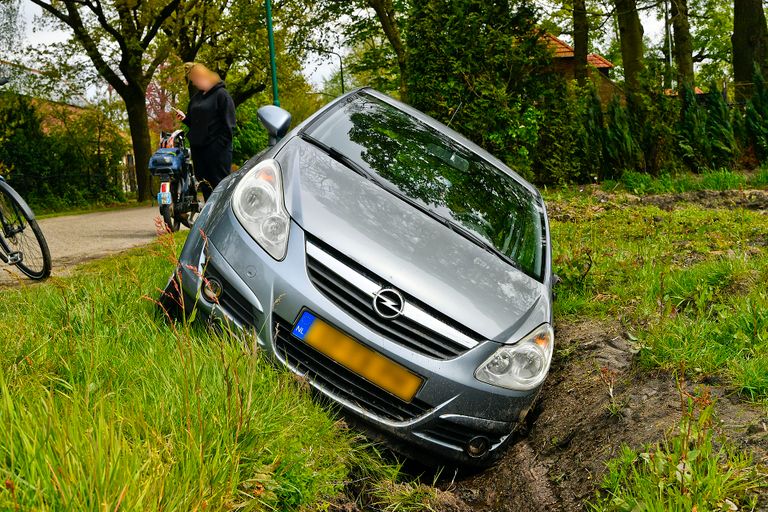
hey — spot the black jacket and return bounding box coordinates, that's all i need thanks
[182,81,236,148]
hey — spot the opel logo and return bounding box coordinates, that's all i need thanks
[372,288,405,319]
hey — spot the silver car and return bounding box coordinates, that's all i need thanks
[166,88,554,466]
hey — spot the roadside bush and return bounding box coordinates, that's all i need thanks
[603,97,643,179]
[750,165,768,187]
[678,86,739,171]
[619,170,655,194]
[0,93,128,212]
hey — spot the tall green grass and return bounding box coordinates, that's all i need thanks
[0,234,432,510]
[550,200,768,400]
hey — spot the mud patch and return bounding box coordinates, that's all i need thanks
[442,320,768,511]
[635,189,768,211]
[589,188,768,212]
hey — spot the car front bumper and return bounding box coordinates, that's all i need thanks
[176,190,541,465]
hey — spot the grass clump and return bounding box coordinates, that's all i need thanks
[0,233,421,510]
[591,390,766,511]
[600,169,751,196]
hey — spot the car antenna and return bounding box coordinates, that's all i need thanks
[447,100,463,127]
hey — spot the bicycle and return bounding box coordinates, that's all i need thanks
[0,78,51,281]
[150,130,201,232]
[0,176,52,280]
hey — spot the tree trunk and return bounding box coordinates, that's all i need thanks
[670,0,694,90]
[732,0,768,101]
[124,89,153,202]
[662,0,673,89]
[573,0,589,86]
[367,0,407,101]
[614,0,645,96]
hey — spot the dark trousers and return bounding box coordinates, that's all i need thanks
[191,142,232,201]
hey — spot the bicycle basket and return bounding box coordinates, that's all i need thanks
[149,147,184,176]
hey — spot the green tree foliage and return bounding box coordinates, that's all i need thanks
[0,0,23,71]
[405,0,557,177]
[232,99,269,166]
[298,0,408,99]
[0,93,127,211]
[28,0,183,203]
[164,0,314,106]
[689,0,733,87]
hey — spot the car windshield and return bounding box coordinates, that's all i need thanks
[304,92,546,281]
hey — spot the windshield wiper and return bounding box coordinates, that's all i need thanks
[299,131,525,273]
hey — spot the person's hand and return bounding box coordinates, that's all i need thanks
[174,110,186,121]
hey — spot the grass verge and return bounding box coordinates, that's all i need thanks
[0,233,435,510]
[35,199,153,219]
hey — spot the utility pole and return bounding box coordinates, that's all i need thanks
[265,0,280,106]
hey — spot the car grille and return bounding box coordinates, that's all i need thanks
[420,421,507,450]
[273,315,431,423]
[304,237,483,360]
[204,264,257,327]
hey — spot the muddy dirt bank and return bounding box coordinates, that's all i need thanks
[439,320,768,511]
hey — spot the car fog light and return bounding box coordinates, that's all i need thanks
[466,436,490,458]
[475,324,554,391]
[203,277,223,302]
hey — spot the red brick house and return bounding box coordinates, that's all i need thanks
[544,34,623,105]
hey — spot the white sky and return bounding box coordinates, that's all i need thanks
[17,2,665,91]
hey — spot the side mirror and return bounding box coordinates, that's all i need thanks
[258,105,292,146]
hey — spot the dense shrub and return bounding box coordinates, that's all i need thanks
[678,85,739,170]
[603,96,643,178]
[745,70,768,162]
[0,93,128,211]
[403,1,762,185]
[406,0,558,179]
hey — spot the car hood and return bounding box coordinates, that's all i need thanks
[277,137,548,341]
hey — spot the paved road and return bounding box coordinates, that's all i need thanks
[1,206,161,286]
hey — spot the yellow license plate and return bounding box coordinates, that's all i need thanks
[291,311,423,402]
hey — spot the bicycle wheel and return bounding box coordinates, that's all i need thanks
[0,181,51,280]
[160,203,180,232]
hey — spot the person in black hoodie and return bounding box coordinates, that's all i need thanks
[175,62,236,201]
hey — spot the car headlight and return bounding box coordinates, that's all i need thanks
[475,324,554,391]
[232,159,290,260]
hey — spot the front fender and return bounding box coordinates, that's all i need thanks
[0,178,37,220]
